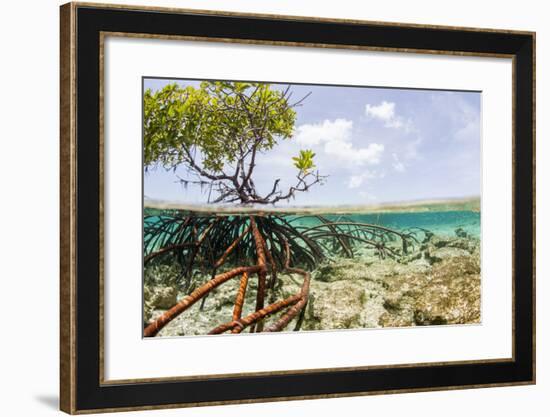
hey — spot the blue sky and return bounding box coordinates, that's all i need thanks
[143,78,481,207]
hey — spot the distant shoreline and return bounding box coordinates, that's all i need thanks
[144,196,480,215]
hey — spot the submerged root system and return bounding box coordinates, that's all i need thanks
[143,212,417,336]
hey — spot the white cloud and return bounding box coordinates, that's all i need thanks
[294,118,352,146]
[392,153,405,172]
[294,119,384,166]
[347,171,377,189]
[365,101,413,131]
[325,141,384,165]
[365,101,396,122]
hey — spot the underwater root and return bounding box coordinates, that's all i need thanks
[209,237,311,334]
[143,217,311,337]
[143,213,416,336]
[143,264,262,337]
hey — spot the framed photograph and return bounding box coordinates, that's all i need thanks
[60,2,535,414]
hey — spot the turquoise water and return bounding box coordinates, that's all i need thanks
[143,206,481,335]
[143,208,480,256]
[288,210,480,238]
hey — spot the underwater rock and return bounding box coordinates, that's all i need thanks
[414,273,480,325]
[143,285,178,324]
[401,250,423,264]
[378,270,429,327]
[144,285,178,309]
[144,262,182,287]
[428,246,471,263]
[421,233,479,265]
[313,260,381,283]
[446,237,478,253]
[380,294,417,327]
[302,279,387,330]
[313,257,423,283]
[379,255,480,327]
[414,254,480,324]
[422,234,477,252]
[393,257,431,274]
[145,234,481,336]
[427,236,450,249]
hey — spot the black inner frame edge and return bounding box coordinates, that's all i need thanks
[74,5,534,411]
[142,75,483,93]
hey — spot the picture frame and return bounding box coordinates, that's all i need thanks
[60,2,535,414]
